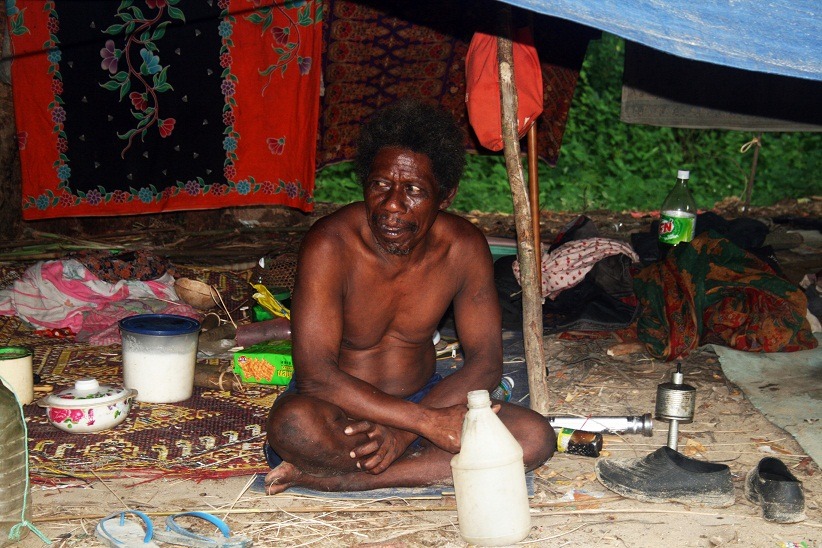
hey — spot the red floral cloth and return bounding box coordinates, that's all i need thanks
[9,0,322,219]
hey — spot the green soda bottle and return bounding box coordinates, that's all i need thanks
[658,170,697,256]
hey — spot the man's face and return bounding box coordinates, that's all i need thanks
[364,146,455,256]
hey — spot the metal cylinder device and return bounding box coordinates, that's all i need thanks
[655,362,696,450]
[547,414,653,436]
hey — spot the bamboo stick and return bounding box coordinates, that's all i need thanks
[32,495,626,523]
[527,121,542,290]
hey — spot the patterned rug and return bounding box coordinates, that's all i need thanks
[0,262,292,483]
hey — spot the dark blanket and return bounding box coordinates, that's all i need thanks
[495,216,639,334]
[633,232,817,361]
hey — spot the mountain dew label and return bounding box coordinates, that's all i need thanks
[659,210,696,245]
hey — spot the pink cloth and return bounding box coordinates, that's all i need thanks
[0,259,198,342]
[513,238,639,300]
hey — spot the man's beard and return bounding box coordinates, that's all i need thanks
[380,242,412,256]
[371,213,416,256]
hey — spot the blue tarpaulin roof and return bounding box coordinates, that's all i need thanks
[502,0,822,81]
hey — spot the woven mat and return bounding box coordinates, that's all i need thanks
[249,472,536,499]
[0,263,294,483]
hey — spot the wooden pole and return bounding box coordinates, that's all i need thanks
[527,122,542,289]
[496,6,550,414]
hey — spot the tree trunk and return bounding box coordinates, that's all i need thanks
[496,6,550,414]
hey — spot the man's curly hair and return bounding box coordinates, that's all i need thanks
[355,98,466,200]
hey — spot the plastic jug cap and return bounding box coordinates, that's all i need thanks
[467,390,491,409]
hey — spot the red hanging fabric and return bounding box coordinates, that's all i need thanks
[9,0,322,220]
[465,27,543,152]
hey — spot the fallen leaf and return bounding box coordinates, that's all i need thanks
[797,457,816,476]
[606,342,644,356]
[681,438,707,456]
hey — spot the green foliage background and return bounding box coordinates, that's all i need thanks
[315,34,822,214]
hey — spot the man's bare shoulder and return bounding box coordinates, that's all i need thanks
[302,203,367,248]
[434,210,491,253]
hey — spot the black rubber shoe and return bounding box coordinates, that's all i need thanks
[595,446,735,507]
[744,457,806,523]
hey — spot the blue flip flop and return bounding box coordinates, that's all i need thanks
[153,511,252,548]
[95,510,159,547]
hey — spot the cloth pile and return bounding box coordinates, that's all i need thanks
[498,216,640,334]
[0,252,199,346]
[633,231,817,360]
[498,214,819,360]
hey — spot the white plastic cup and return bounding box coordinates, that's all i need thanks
[119,314,201,403]
[0,347,34,405]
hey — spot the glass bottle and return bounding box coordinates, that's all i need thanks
[658,170,698,256]
[555,428,603,457]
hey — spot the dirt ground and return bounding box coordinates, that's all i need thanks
[17,337,821,547]
[10,197,822,547]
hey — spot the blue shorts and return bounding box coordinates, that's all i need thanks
[264,373,443,468]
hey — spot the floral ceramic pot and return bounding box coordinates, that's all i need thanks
[36,378,137,433]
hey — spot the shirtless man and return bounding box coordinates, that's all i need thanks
[264,99,555,493]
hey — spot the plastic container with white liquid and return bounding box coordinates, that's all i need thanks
[450,389,531,546]
[119,314,201,403]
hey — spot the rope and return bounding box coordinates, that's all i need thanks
[740,136,761,153]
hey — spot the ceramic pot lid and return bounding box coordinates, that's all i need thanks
[37,378,134,408]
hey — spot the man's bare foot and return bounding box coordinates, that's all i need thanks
[264,461,304,495]
[263,450,459,495]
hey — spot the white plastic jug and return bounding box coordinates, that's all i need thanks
[450,389,531,546]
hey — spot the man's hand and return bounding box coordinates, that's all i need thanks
[419,403,472,453]
[345,421,415,474]
[421,402,501,453]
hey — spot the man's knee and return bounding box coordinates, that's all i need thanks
[267,395,348,463]
[509,404,557,470]
[267,396,321,453]
[525,417,556,468]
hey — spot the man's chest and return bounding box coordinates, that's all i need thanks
[341,271,456,344]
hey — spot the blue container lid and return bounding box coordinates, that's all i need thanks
[119,314,200,336]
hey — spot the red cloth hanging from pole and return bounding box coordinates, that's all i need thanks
[465,27,543,152]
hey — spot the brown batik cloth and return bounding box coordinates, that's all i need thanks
[317,0,597,169]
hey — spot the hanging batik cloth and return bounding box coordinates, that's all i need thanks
[7,0,322,219]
